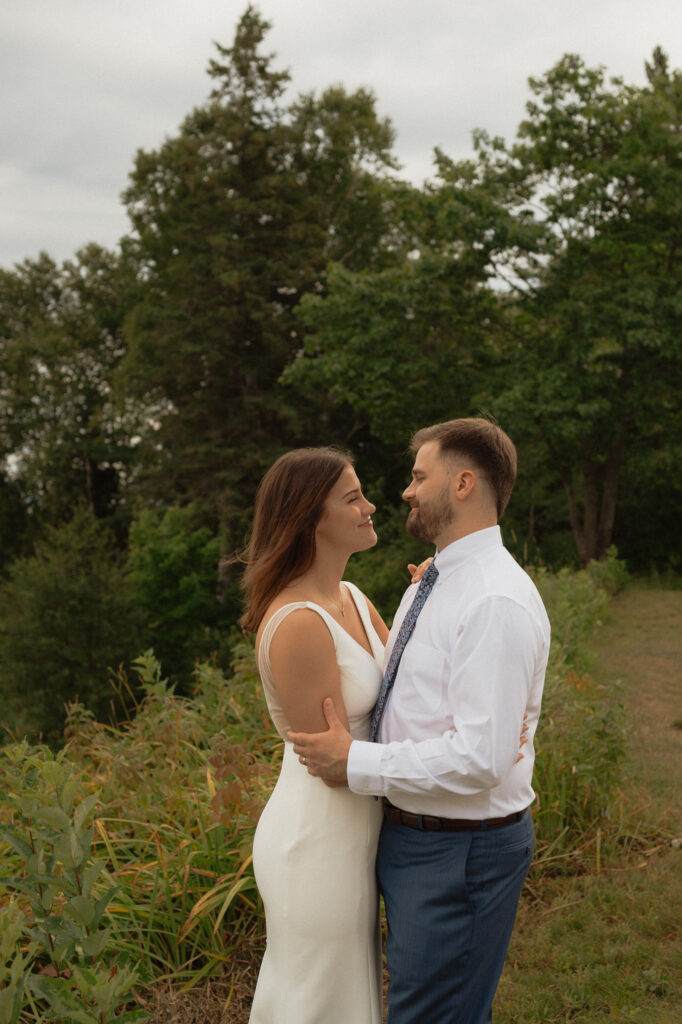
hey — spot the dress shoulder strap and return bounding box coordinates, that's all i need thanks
[342,580,373,633]
[257,602,337,685]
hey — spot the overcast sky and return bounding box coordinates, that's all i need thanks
[2,0,681,270]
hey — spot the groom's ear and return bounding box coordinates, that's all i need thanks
[452,468,476,501]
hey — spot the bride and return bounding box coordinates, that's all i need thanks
[240,447,389,1024]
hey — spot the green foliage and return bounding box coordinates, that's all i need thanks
[62,646,277,987]
[0,246,141,530]
[285,49,682,567]
[126,505,230,685]
[584,547,630,596]
[0,644,278,1011]
[0,557,629,1010]
[0,507,141,742]
[288,250,492,451]
[0,745,145,1022]
[0,899,35,1024]
[119,5,400,521]
[480,53,682,564]
[531,548,629,860]
[0,472,33,574]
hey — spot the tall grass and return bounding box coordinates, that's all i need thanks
[0,645,277,1020]
[0,552,629,1017]
[531,549,628,865]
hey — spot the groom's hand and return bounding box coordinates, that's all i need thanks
[289,698,352,787]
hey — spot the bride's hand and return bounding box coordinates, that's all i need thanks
[515,714,529,763]
[407,557,433,583]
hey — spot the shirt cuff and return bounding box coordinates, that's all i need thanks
[347,739,385,796]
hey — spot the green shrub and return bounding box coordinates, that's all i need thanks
[0,507,141,743]
[585,546,630,596]
[531,548,627,862]
[0,548,630,1006]
[126,504,228,687]
[63,646,278,987]
[0,744,144,1022]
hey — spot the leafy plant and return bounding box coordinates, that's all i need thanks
[0,899,36,1024]
[126,504,228,686]
[63,647,277,988]
[531,548,628,861]
[0,745,145,1022]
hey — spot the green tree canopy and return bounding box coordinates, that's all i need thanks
[126,504,229,685]
[119,5,400,527]
[479,50,682,563]
[287,49,682,565]
[0,245,141,534]
[0,507,140,740]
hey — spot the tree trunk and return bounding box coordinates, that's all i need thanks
[581,461,601,565]
[559,470,590,567]
[558,422,628,566]
[596,422,627,559]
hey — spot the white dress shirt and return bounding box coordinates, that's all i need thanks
[347,526,550,819]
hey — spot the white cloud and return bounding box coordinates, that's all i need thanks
[1,0,680,267]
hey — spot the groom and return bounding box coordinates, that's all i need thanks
[289,417,550,1024]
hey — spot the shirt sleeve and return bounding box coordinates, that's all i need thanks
[347,595,545,799]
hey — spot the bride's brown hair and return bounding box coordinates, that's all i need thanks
[240,446,353,633]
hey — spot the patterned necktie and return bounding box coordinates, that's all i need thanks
[369,561,439,742]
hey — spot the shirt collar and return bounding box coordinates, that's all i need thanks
[432,525,502,580]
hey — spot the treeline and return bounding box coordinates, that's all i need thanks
[0,6,680,738]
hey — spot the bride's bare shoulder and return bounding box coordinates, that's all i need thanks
[255,590,328,656]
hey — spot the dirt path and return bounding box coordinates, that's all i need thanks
[591,587,682,836]
[496,587,682,1023]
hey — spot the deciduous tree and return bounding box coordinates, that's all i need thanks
[0,245,140,536]
[482,51,682,563]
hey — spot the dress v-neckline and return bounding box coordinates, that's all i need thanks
[257,584,382,667]
[331,582,381,663]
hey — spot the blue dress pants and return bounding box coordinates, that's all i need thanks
[376,809,534,1024]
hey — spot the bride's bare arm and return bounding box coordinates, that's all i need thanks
[267,609,350,735]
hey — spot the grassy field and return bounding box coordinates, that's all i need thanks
[150,586,682,1024]
[2,564,679,1023]
[494,588,682,1023]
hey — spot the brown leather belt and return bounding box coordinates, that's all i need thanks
[382,799,526,832]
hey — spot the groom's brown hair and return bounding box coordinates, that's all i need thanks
[411,418,517,518]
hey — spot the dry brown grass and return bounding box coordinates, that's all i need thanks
[140,942,262,1024]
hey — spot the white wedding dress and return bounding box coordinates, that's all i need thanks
[249,581,384,1024]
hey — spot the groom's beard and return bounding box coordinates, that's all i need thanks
[405,485,455,543]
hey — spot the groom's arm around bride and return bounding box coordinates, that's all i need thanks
[290,417,550,1024]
